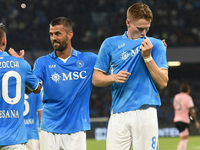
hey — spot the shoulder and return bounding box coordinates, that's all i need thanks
[101,35,123,49]
[147,37,166,51]
[74,48,97,58]
[81,51,97,57]
[35,54,50,62]
[77,51,97,62]
[104,35,123,43]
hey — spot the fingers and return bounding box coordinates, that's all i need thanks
[141,39,153,49]
[8,48,20,57]
[19,50,25,59]
[162,39,167,49]
[115,70,131,83]
[141,39,153,58]
[8,48,25,59]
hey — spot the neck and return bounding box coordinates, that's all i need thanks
[126,31,138,40]
[56,47,72,59]
[0,47,4,52]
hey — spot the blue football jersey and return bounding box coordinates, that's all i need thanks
[33,48,97,134]
[0,51,39,145]
[24,92,43,140]
[94,32,168,114]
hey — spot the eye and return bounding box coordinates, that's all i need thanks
[137,27,149,32]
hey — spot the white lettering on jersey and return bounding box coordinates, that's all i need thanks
[62,71,87,81]
[130,46,141,56]
[0,110,19,118]
[49,65,56,68]
[24,119,34,125]
[51,71,87,82]
[0,61,19,69]
[121,46,141,61]
[118,43,125,49]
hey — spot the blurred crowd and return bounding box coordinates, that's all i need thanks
[1,0,200,51]
[1,0,200,124]
[90,65,200,125]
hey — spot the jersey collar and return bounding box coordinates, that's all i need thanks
[0,51,9,56]
[50,48,78,59]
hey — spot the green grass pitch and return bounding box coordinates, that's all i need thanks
[86,136,200,150]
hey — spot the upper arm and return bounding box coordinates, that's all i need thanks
[152,39,168,69]
[94,39,112,72]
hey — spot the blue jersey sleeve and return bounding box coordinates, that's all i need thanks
[33,57,45,83]
[151,39,168,69]
[25,61,39,90]
[94,39,112,72]
[36,92,43,111]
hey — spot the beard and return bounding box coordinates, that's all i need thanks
[52,40,68,52]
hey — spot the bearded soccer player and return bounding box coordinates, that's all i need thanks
[9,17,97,150]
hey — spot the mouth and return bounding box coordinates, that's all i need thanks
[53,42,60,46]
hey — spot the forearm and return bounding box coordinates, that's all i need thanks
[190,108,198,122]
[145,59,168,89]
[92,69,115,87]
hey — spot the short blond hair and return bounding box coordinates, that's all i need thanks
[127,3,153,22]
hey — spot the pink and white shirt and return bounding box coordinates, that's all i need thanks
[173,92,194,124]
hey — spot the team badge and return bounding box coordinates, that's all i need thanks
[121,51,129,60]
[76,60,84,68]
[51,72,61,82]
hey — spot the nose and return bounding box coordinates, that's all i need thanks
[51,34,56,40]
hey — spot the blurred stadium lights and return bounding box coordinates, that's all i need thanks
[167,61,181,67]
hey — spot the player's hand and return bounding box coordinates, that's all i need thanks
[8,48,25,59]
[195,121,200,129]
[141,38,153,59]
[162,39,167,49]
[114,70,131,83]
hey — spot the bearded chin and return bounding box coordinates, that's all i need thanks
[54,43,68,52]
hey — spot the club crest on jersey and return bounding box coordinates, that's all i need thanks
[121,51,129,60]
[76,60,84,68]
[51,72,61,82]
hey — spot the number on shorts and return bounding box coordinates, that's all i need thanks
[151,136,156,149]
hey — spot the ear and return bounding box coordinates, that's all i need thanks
[68,31,73,40]
[2,36,7,46]
[126,19,131,27]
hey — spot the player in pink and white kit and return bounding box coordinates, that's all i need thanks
[173,83,199,150]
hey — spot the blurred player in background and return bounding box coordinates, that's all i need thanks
[0,23,41,150]
[92,3,168,150]
[173,83,199,150]
[24,92,43,150]
[9,17,97,150]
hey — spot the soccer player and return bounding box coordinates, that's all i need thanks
[173,83,199,150]
[9,17,97,150]
[92,3,169,150]
[0,23,41,150]
[24,92,43,150]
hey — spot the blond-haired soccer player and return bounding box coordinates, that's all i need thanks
[92,3,168,150]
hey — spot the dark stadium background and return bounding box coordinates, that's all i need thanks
[1,0,200,136]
